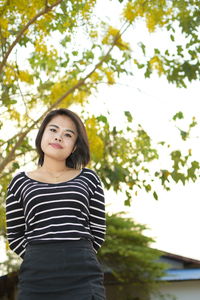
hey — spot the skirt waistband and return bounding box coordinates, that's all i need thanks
[27,238,93,250]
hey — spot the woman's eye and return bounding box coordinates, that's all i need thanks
[64,133,72,138]
[50,128,56,132]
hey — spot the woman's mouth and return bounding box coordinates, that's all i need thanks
[49,143,63,149]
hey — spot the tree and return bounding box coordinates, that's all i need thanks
[0,0,199,277]
[98,212,168,300]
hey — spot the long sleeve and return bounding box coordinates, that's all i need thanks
[89,180,106,252]
[6,188,26,258]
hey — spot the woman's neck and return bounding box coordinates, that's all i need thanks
[40,157,69,173]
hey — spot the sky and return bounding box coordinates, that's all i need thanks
[89,76,200,261]
[88,0,200,260]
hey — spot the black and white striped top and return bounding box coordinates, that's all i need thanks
[6,168,106,258]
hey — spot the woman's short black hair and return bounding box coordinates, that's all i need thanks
[35,108,90,169]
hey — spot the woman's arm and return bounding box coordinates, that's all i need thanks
[89,181,106,252]
[6,190,26,258]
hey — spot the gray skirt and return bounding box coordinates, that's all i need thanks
[17,239,106,300]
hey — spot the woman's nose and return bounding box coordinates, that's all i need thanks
[55,136,62,142]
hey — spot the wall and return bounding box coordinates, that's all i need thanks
[152,281,200,300]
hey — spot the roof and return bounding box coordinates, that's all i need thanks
[156,251,200,282]
[161,251,200,266]
[161,268,200,282]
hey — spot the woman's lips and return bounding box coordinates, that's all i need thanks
[49,143,63,149]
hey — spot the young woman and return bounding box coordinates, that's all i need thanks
[6,108,106,300]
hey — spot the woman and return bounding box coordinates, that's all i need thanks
[6,108,106,300]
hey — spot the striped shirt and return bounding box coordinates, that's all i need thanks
[6,168,106,258]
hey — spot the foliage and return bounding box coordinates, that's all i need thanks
[125,0,200,87]
[98,213,168,298]
[87,112,160,205]
[0,0,199,200]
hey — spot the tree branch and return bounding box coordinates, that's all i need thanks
[0,118,43,173]
[49,30,124,110]
[0,152,37,180]
[0,0,63,73]
[0,26,129,173]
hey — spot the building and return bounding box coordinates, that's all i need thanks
[153,252,200,300]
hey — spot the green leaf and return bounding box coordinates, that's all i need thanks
[124,111,133,122]
[96,115,108,123]
[139,42,146,55]
[72,51,78,56]
[145,184,151,192]
[154,48,160,55]
[124,199,131,206]
[180,130,188,140]
[84,50,94,60]
[172,111,184,120]
[165,49,170,56]
[153,191,158,200]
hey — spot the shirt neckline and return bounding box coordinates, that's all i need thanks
[23,168,84,185]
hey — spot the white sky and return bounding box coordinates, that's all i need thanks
[90,0,200,260]
[89,76,200,260]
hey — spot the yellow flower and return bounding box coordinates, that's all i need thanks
[102,26,118,45]
[149,56,164,76]
[123,2,137,22]
[102,26,130,50]
[146,14,156,32]
[9,109,20,122]
[18,70,34,84]
[123,1,145,23]
[104,69,115,85]
[3,66,16,84]
[35,39,47,53]
[90,71,102,83]
[86,117,104,161]
[89,30,98,38]
[0,18,9,38]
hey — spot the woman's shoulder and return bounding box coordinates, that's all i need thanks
[9,170,25,181]
[82,168,102,184]
[8,170,26,190]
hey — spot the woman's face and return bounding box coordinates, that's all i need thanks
[41,114,78,163]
